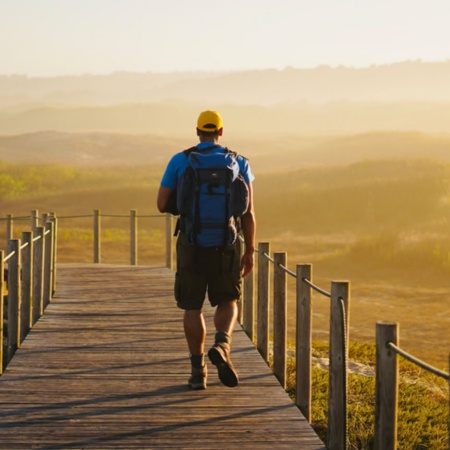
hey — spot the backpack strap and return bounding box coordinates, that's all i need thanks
[183,144,219,157]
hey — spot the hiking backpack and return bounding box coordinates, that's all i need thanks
[176,146,249,247]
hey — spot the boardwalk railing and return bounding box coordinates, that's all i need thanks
[1,210,449,449]
[1,212,56,373]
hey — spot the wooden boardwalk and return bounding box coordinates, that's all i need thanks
[0,264,325,449]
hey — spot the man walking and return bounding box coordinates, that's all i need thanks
[157,110,256,389]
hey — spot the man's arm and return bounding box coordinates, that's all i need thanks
[157,185,174,213]
[240,182,256,278]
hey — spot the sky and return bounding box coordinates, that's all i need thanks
[1,0,450,77]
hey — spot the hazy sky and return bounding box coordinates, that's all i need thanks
[1,0,449,76]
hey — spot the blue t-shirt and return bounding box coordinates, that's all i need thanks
[160,142,254,189]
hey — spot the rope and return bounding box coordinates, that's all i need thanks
[278,263,297,278]
[241,236,332,298]
[0,216,31,221]
[20,241,29,250]
[262,252,275,264]
[339,297,349,450]
[302,277,332,298]
[387,342,450,380]
[57,215,95,219]
[3,251,16,263]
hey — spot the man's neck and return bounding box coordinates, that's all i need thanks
[199,137,219,144]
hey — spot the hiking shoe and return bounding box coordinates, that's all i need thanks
[208,343,239,388]
[188,365,207,390]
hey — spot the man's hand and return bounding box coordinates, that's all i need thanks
[240,251,254,278]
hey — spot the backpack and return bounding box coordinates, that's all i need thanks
[176,145,249,247]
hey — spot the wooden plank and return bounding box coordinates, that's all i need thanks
[0,264,325,449]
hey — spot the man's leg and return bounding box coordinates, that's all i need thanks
[184,309,206,355]
[208,300,239,387]
[184,309,207,390]
[213,300,238,335]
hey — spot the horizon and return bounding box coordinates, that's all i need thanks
[1,58,450,79]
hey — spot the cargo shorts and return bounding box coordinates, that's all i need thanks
[174,232,242,310]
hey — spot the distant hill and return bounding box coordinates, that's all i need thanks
[2,61,450,107]
[0,131,184,166]
[1,101,450,135]
[2,62,450,135]
[1,130,450,169]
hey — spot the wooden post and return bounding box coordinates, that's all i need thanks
[43,221,54,309]
[21,231,33,343]
[375,322,399,450]
[6,214,13,247]
[32,226,45,324]
[328,280,350,450]
[50,214,57,295]
[0,250,4,374]
[31,209,39,231]
[296,264,313,422]
[94,209,101,263]
[130,209,138,266]
[237,239,244,324]
[273,252,287,389]
[7,239,21,362]
[257,242,270,362]
[243,265,255,342]
[165,214,173,270]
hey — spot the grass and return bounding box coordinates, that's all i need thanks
[285,341,449,450]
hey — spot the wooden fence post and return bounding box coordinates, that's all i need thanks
[0,250,4,374]
[130,209,138,266]
[296,263,313,422]
[94,209,101,264]
[49,214,57,295]
[273,252,287,389]
[375,322,399,450]
[7,239,21,362]
[32,226,45,325]
[6,214,13,247]
[243,263,255,342]
[31,209,39,231]
[328,280,351,450]
[257,242,270,362]
[21,231,33,343]
[43,221,54,309]
[165,214,173,270]
[237,240,244,324]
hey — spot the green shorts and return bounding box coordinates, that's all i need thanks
[175,233,242,310]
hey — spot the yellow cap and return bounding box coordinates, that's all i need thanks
[197,110,223,132]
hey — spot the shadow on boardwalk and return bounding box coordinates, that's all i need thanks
[0,264,325,449]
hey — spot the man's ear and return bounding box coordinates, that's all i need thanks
[196,128,200,136]
[218,128,223,136]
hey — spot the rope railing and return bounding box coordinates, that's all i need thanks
[253,239,333,298]
[302,277,332,298]
[250,239,350,449]
[241,235,446,450]
[1,213,56,375]
[0,216,32,221]
[387,341,449,380]
[55,213,164,219]
[3,250,15,263]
